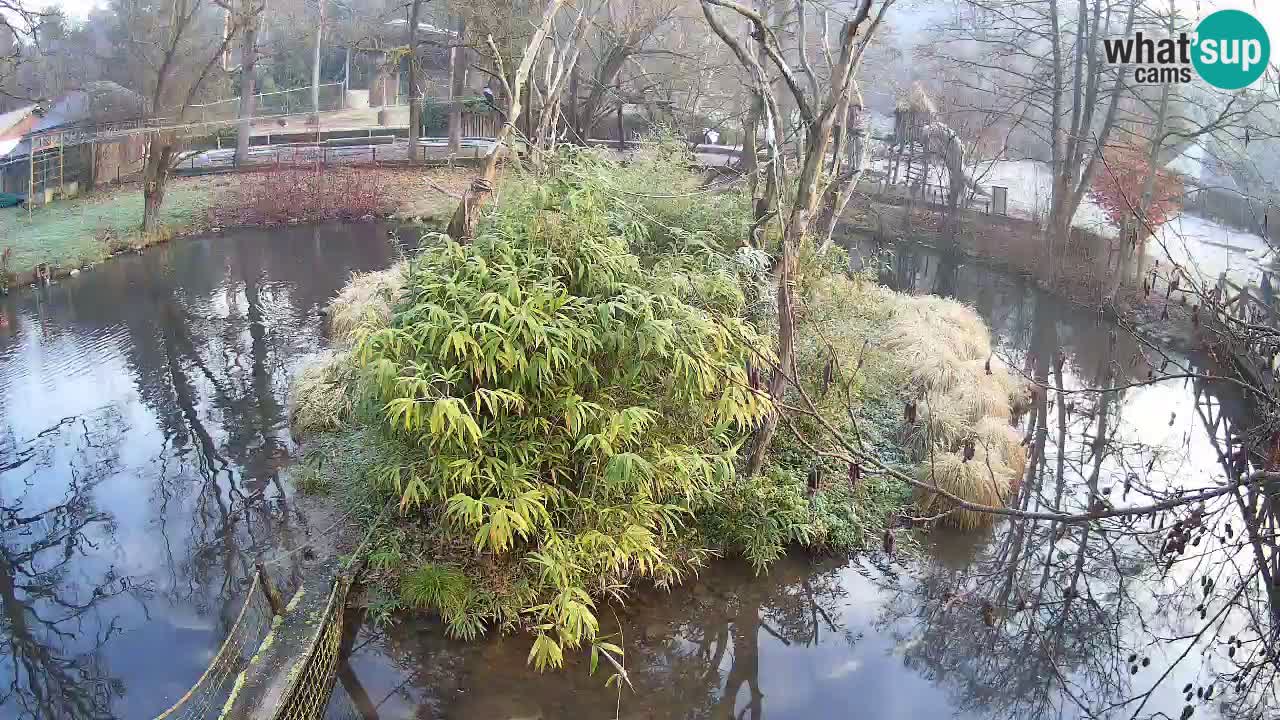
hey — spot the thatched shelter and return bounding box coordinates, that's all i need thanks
[895,81,937,117]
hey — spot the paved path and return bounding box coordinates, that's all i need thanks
[174,135,746,175]
[176,138,498,171]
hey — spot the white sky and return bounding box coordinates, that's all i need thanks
[37,0,1280,64]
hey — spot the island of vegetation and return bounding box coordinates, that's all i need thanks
[289,141,1027,671]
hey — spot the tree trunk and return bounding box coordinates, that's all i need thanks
[1110,65,1171,299]
[615,79,625,149]
[311,1,324,120]
[747,118,837,477]
[574,49,628,140]
[448,14,467,153]
[816,88,866,251]
[566,65,580,142]
[406,0,423,161]
[741,101,760,204]
[446,0,566,243]
[142,136,174,234]
[235,0,258,167]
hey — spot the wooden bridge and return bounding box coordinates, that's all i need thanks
[1207,272,1279,395]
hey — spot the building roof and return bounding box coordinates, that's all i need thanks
[0,82,147,162]
[32,81,146,133]
[0,104,37,137]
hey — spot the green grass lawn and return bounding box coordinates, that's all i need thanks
[0,184,214,279]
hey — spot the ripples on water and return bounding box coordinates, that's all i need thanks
[329,241,1272,720]
[0,224,404,719]
[0,228,1271,720]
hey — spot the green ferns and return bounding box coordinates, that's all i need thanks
[352,174,773,669]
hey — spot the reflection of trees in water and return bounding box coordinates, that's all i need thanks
[876,518,1135,719]
[873,303,1137,718]
[347,558,857,720]
[623,559,856,720]
[0,226,403,717]
[0,410,141,720]
[130,246,311,627]
[865,239,1280,718]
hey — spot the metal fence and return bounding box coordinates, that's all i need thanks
[271,575,352,720]
[189,83,347,124]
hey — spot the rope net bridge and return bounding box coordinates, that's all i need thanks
[153,557,363,720]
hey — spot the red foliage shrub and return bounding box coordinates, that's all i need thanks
[213,166,390,226]
[1089,142,1183,232]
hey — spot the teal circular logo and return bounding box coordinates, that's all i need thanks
[1193,10,1270,90]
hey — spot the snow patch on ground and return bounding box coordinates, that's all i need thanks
[1154,213,1274,286]
[868,155,1118,236]
[971,160,1116,236]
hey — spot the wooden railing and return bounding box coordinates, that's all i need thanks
[1213,273,1278,326]
[1210,272,1279,391]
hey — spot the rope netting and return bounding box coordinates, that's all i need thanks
[154,575,276,720]
[154,502,379,720]
[270,574,353,720]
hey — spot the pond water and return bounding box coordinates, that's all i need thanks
[328,240,1273,719]
[0,223,405,719]
[0,226,1270,720]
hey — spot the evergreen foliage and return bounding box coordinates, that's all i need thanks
[290,143,1019,670]
[351,152,773,667]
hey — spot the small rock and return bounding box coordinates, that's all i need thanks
[69,269,80,277]
[211,226,222,233]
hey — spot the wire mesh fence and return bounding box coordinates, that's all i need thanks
[272,575,352,720]
[189,84,346,124]
[153,575,276,720]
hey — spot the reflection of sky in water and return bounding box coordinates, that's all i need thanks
[748,564,975,720]
[318,240,1267,720]
[0,224,1255,719]
[0,225,402,719]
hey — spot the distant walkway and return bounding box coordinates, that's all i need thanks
[175,138,497,172]
[175,138,742,173]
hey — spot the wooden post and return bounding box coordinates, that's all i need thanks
[256,561,286,616]
[616,79,624,151]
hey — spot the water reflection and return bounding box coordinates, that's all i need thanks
[0,409,132,719]
[869,239,1278,719]
[334,556,965,720]
[331,238,1276,720]
[0,223,404,719]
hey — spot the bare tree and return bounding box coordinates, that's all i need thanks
[405,0,424,159]
[0,2,50,109]
[813,0,893,250]
[445,0,567,242]
[1104,1,1278,296]
[448,12,468,152]
[922,0,1138,282]
[233,0,265,166]
[113,0,244,232]
[700,0,883,476]
[528,6,589,161]
[568,0,679,141]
